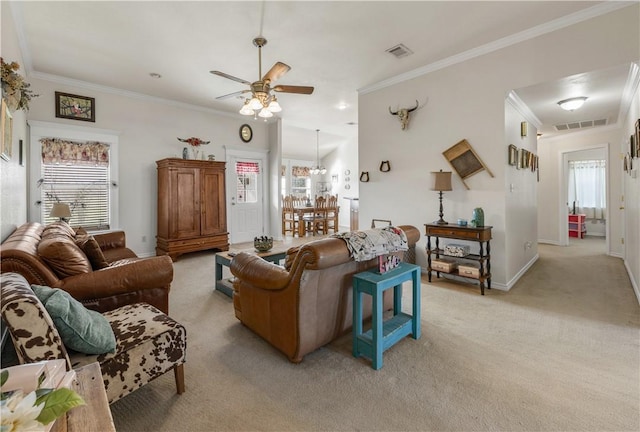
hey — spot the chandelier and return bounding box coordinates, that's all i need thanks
[311,129,326,175]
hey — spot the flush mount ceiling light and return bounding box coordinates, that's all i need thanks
[557,96,588,111]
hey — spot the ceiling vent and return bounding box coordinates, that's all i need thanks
[386,44,413,59]
[554,118,607,131]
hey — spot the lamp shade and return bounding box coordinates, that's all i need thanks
[50,203,71,219]
[431,170,452,191]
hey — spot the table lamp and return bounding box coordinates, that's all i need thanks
[50,203,71,222]
[431,170,452,225]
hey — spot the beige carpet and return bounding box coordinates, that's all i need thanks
[110,237,639,431]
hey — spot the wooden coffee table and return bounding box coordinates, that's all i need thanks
[215,248,287,297]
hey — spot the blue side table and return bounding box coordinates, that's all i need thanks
[352,262,421,370]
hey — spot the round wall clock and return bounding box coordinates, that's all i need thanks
[240,124,253,143]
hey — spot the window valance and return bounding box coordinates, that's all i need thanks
[292,166,310,177]
[40,138,110,167]
[236,161,260,174]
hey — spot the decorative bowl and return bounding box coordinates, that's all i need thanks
[254,236,273,252]
[457,219,468,227]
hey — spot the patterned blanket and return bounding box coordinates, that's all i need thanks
[332,226,408,262]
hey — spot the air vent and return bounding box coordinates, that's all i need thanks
[554,118,607,131]
[386,44,413,59]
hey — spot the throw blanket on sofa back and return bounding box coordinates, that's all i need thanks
[332,226,408,261]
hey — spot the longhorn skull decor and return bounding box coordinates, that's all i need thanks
[389,100,419,130]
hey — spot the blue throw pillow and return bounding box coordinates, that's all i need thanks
[31,285,116,355]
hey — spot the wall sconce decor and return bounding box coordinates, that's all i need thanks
[520,121,527,137]
[379,161,390,172]
[359,171,369,182]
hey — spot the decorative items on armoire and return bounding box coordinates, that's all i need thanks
[431,169,452,225]
[178,137,210,160]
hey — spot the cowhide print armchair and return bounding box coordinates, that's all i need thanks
[1,272,187,404]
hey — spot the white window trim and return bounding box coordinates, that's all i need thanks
[28,121,120,230]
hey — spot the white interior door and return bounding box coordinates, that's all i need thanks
[228,156,264,243]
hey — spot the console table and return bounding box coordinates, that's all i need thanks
[424,223,492,295]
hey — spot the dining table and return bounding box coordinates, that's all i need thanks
[294,205,317,237]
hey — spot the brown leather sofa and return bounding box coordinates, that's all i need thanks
[0,222,173,313]
[230,225,420,363]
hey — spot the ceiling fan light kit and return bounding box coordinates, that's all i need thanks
[557,96,588,111]
[211,36,314,118]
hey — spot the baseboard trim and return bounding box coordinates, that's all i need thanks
[505,254,540,291]
[538,239,561,246]
[624,259,640,305]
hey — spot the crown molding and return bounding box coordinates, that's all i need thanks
[506,91,542,128]
[359,1,634,95]
[618,62,640,123]
[30,71,241,119]
[9,1,33,75]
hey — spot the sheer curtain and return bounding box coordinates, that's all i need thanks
[568,159,606,219]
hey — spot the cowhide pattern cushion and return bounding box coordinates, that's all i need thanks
[0,273,71,366]
[70,302,187,403]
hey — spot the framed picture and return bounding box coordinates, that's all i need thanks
[19,139,24,166]
[508,144,517,166]
[1,98,13,161]
[55,91,95,122]
[316,181,330,194]
[635,119,640,158]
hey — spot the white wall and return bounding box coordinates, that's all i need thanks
[504,102,538,286]
[538,128,621,249]
[25,78,270,256]
[621,79,640,301]
[321,136,359,229]
[358,5,639,287]
[0,5,28,241]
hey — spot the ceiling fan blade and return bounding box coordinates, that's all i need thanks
[210,70,251,85]
[263,62,291,83]
[215,89,251,100]
[273,85,314,95]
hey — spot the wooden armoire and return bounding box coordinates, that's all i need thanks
[156,158,229,261]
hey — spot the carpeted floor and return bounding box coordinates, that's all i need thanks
[110,237,639,431]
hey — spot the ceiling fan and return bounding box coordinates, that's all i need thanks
[210,36,314,118]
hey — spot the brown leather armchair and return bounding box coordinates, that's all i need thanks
[0,222,173,313]
[230,225,420,363]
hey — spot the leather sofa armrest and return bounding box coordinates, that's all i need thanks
[94,231,127,251]
[59,255,173,303]
[230,253,291,290]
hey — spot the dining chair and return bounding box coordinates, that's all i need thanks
[282,195,299,236]
[326,194,339,233]
[303,196,328,235]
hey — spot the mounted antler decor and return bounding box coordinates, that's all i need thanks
[389,100,419,130]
